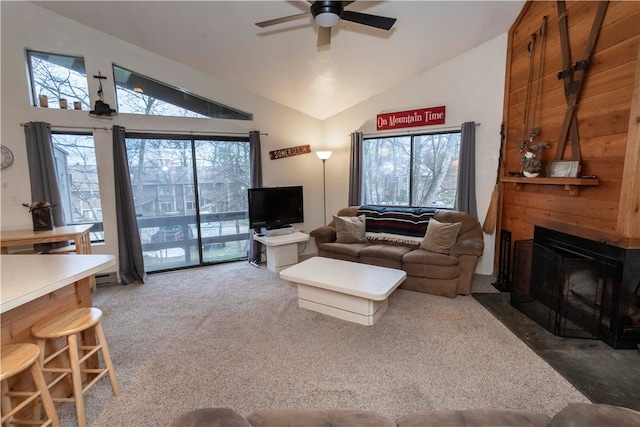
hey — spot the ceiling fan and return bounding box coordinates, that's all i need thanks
[255,1,397,47]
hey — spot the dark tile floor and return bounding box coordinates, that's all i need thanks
[473,292,640,411]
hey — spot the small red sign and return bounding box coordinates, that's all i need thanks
[376,106,446,131]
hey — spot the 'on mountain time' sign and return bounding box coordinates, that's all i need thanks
[377,106,446,131]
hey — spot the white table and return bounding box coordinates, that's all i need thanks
[280,257,407,326]
[253,231,309,273]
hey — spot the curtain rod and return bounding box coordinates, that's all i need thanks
[122,128,268,136]
[20,123,267,136]
[20,123,109,131]
[363,122,481,138]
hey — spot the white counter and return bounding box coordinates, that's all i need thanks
[0,254,116,313]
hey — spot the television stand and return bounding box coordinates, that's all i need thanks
[252,231,309,273]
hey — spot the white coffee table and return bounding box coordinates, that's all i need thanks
[279,257,407,326]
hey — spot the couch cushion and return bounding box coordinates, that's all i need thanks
[361,244,413,261]
[169,408,252,427]
[434,209,481,238]
[334,214,367,243]
[403,248,459,266]
[420,218,462,254]
[319,242,369,258]
[397,408,551,427]
[360,244,412,269]
[247,409,396,427]
[547,403,640,427]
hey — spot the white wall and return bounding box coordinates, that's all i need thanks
[1,2,323,272]
[1,2,506,276]
[322,35,508,274]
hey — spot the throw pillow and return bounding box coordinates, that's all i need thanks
[334,215,367,243]
[420,218,462,254]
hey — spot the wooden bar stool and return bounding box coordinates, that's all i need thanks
[1,343,61,427]
[31,307,119,427]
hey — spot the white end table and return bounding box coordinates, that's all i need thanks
[253,231,309,273]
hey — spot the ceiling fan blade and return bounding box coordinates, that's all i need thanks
[317,26,331,46]
[255,12,311,28]
[341,10,396,30]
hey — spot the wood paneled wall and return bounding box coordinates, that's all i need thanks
[497,0,640,259]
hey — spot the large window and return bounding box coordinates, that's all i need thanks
[51,132,104,242]
[125,133,251,272]
[362,131,461,208]
[113,65,252,120]
[27,50,90,110]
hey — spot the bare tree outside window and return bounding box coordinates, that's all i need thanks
[28,51,90,110]
[51,133,104,241]
[126,135,251,271]
[113,65,252,120]
[362,132,461,208]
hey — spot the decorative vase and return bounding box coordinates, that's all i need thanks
[32,210,54,231]
[523,171,540,178]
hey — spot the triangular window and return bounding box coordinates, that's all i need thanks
[113,65,252,120]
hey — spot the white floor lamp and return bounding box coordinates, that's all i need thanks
[316,151,332,225]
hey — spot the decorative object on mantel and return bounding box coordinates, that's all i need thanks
[269,144,311,160]
[89,72,117,118]
[22,201,56,231]
[548,160,581,178]
[521,142,551,177]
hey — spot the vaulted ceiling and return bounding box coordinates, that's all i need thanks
[32,1,525,120]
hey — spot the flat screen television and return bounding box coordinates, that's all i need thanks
[248,186,304,231]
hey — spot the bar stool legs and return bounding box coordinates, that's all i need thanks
[1,343,61,427]
[31,307,119,427]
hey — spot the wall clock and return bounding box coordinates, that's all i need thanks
[1,145,14,170]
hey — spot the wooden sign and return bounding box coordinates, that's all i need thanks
[269,144,311,160]
[377,106,446,131]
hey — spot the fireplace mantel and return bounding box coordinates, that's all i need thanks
[500,176,599,196]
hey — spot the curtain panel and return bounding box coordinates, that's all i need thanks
[348,131,363,207]
[112,126,147,284]
[455,121,478,218]
[23,121,65,226]
[248,130,263,265]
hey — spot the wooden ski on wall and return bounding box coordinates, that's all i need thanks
[554,0,609,162]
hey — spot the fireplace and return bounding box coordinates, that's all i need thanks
[511,227,640,349]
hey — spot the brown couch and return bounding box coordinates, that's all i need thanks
[169,403,640,427]
[309,206,484,298]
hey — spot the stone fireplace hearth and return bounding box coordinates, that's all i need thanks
[511,227,640,349]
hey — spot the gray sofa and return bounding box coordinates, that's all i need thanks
[309,206,484,298]
[169,403,640,427]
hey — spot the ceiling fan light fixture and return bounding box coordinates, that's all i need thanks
[315,11,340,27]
[311,1,342,27]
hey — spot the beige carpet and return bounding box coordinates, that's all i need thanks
[59,261,589,426]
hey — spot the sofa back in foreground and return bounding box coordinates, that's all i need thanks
[169,403,640,427]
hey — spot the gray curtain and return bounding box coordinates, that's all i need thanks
[348,131,363,207]
[455,121,478,218]
[248,130,263,265]
[24,121,67,252]
[112,126,147,284]
[24,121,65,226]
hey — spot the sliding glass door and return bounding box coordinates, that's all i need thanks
[125,133,250,272]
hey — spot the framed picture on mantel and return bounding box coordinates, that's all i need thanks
[548,160,580,178]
